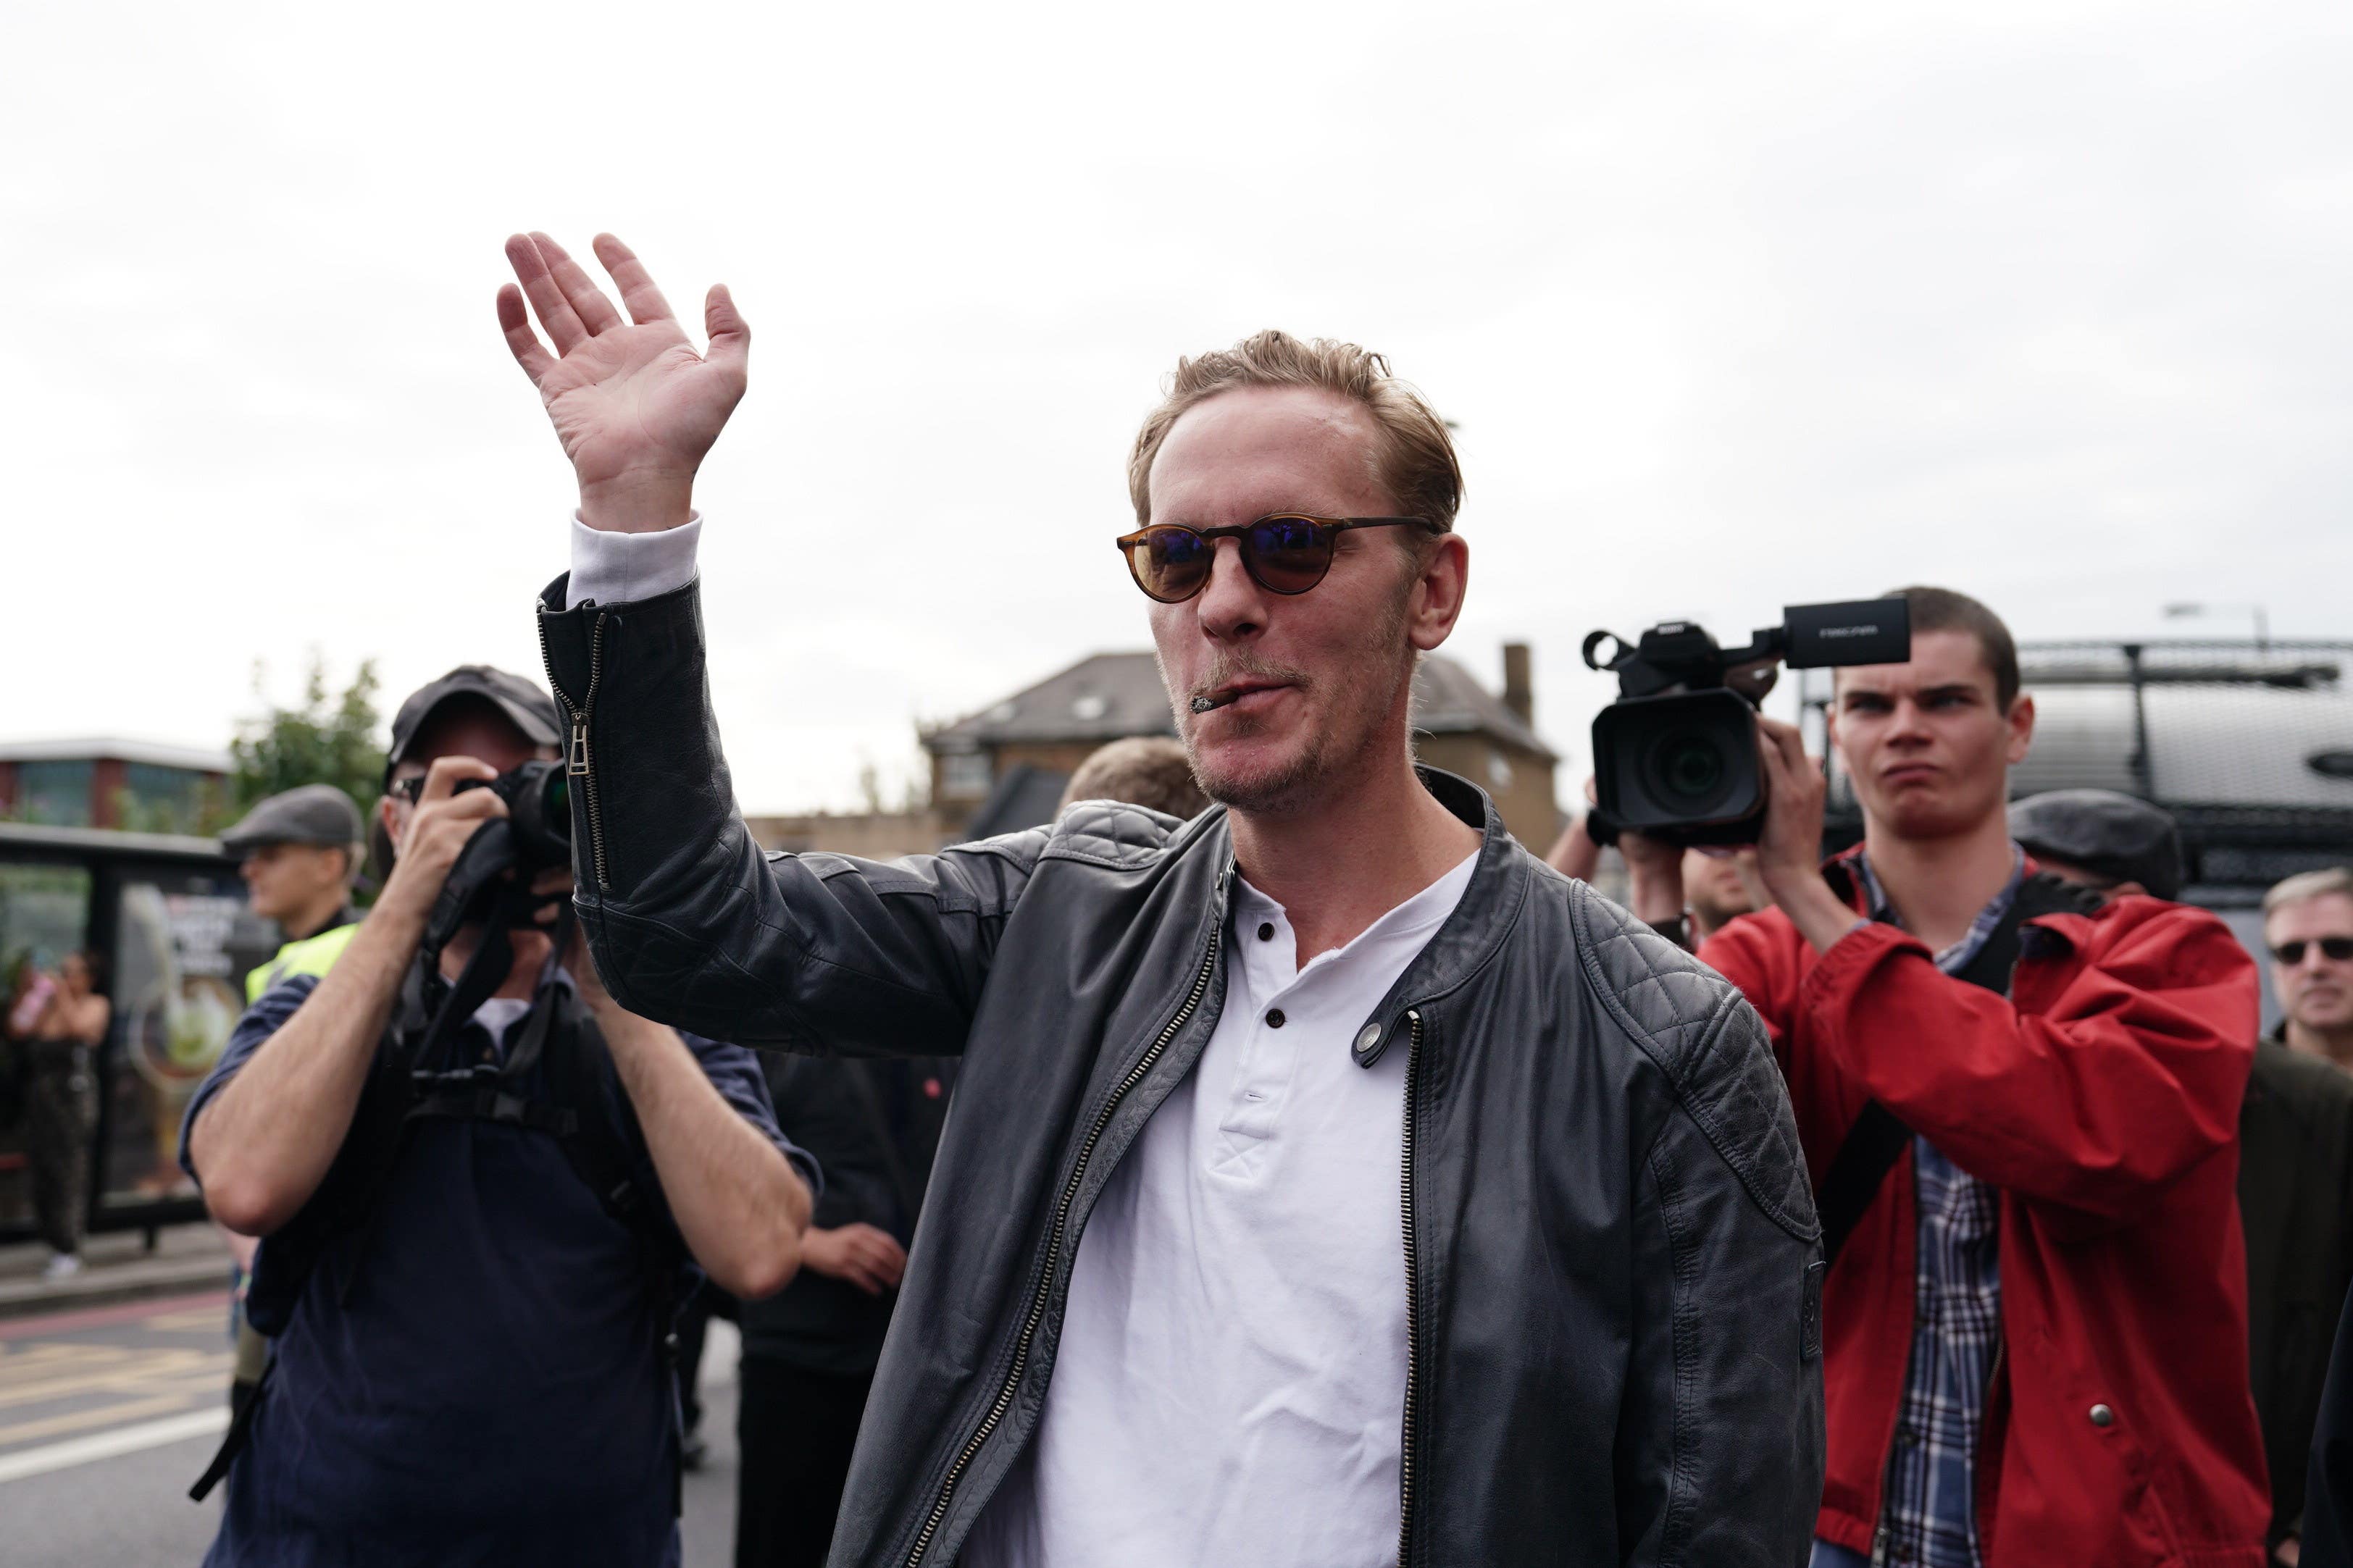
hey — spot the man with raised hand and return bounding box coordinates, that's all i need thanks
[1625,588,2268,1567]
[503,231,1823,1568]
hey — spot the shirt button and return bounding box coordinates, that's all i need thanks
[2089,1403,2115,1427]
[1266,1009,1287,1028]
[1257,921,1274,942]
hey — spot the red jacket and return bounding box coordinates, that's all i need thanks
[1700,857,2268,1566]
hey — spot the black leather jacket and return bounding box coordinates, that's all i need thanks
[539,577,1826,1567]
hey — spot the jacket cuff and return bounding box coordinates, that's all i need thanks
[567,513,701,609]
[1795,921,1927,1068]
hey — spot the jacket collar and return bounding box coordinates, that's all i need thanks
[1186,766,1525,1069]
[1351,766,1528,1068]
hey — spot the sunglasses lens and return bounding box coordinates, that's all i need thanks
[2273,939,2353,963]
[1129,527,1213,601]
[1132,527,1212,601]
[1245,516,1333,593]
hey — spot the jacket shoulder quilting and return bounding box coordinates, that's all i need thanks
[1568,881,1818,1242]
[1037,799,1189,869]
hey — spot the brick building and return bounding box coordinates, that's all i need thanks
[0,739,229,834]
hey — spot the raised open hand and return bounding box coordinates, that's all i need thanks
[497,232,748,533]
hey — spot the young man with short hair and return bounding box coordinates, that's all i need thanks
[503,231,1824,1567]
[1629,587,2268,1567]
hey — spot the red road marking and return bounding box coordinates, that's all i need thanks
[0,1291,229,1342]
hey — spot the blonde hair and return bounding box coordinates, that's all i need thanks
[2265,867,2353,918]
[1127,330,1463,531]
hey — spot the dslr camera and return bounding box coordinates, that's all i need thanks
[434,760,574,931]
[1583,598,1910,846]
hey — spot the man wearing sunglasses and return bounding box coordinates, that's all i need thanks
[508,232,1823,1567]
[2270,869,2353,1073]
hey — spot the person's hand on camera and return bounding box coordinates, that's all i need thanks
[1752,716,1857,953]
[377,758,506,922]
[1752,716,1826,901]
[802,1223,908,1296]
[497,232,748,534]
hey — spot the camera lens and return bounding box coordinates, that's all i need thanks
[1644,730,1731,810]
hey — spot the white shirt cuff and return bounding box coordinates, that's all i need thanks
[566,513,702,610]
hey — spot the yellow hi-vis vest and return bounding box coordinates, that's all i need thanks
[245,921,361,1004]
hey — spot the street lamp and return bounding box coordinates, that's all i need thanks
[2162,600,2270,655]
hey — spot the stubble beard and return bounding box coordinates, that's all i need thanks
[1165,591,1415,820]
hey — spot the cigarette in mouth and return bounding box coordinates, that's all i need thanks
[1190,692,1238,714]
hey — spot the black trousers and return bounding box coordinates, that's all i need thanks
[735,1358,875,1568]
[27,1046,97,1255]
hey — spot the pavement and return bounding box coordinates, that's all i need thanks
[0,1222,233,1320]
[0,1292,748,1568]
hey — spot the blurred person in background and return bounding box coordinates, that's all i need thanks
[224,783,368,998]
[2268,869,2353,1073]
[738,1049,957,1568]
[1627,587,2268,1567]
[216,782,370,1410]
[1056,735,1211,820]
[180,667,814,1568]
[509,232,1823,1568]
[2014,792,2349,1564]
[5,948,111,1278]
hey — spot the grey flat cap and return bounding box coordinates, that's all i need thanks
[385,666,564,781]
[220,784,365,858]
[2009,789,2184,902]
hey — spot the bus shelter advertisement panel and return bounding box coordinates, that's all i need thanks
[104,868,264,1207]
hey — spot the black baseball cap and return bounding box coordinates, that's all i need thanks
[2010,789,2184,902]
[384,666,564,782]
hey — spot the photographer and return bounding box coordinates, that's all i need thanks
[179,666,814,1568]
[1626,587,2268,1567]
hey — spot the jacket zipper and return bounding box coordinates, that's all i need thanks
[1397,1007,1425,1568]
[536,607,611,889]
[903,923,1224,1567]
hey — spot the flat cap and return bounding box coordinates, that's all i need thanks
[385,666,564,781]
[2010,789,2184,902]
[220,784,365,858]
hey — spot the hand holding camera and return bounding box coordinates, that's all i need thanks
[379,757,509,923]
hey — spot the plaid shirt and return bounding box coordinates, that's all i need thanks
[1818,850,2023,1568]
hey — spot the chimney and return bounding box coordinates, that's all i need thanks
[1502,643,1534,726]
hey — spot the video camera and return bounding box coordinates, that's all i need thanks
[1583,598,1910,846]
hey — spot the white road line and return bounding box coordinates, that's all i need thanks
[0,1406,229,1485]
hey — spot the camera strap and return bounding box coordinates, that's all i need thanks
[1813,871,2101,1267]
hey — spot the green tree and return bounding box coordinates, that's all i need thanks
[228,655,385,829]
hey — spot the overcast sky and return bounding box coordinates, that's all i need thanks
[6,0,2347,813]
